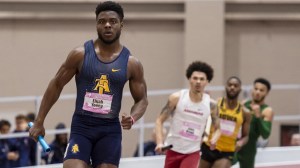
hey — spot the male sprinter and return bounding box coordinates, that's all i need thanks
[155,61,221,168]
[200,76,251,168]
[236,78,274,168]
[29,1,148,168]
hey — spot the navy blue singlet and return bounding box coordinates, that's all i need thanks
[74,40,130,119]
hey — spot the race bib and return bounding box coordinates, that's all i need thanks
[220,119,236,136]
[82,92,113,114]
[179,121,202,141]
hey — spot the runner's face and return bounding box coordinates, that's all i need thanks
[225,78,241,100]
[189,71,208,93]
[96,11,123,44]
[252,82,268,103]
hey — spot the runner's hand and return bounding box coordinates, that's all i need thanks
[121,114,133,130]
[235,139,244,151]
[155,144,164,154]
[29,122,45,142]
[251,104,261,118]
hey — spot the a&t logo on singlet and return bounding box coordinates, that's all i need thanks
[94,74,111,94]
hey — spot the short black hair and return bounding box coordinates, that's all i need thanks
[0,119,11,129]
[95,1,124,21]
[227,76,242,85]
[55,123,66,130]
[254,77,271,91]
[186,61,214,82]
[27,112,36,122]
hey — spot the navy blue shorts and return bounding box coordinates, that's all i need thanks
[64,113,122,167]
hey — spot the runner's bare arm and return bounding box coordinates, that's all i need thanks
[155,92,179,152]
[30,47,84,139]
[236,107,252,151]
[209,100,221,145]
[126,56,148,123]
[262,107,274,122]
[259,107,274,139]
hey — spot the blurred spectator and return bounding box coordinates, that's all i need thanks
[26,112,36,122]
[0,119,19,168]
[11,114,34,167]
[0,120,10,134]
[133,128,167,157]
[43,123,68,164]
[290,133,300,146]
[26,112,37,165]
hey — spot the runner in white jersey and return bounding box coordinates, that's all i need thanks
[155,61,220,168]
[166,89,211,153]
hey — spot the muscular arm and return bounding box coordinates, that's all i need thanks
[236,107,252,151]
[127,56,148,122]
[155,92,179,148]
[209,100,221,145]
[30,47,84,139]
[258,107,274,139]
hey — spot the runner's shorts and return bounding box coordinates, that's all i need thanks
[201,143,234,163]
[64,113,122,167]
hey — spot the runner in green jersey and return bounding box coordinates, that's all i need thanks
[234,78,274,168]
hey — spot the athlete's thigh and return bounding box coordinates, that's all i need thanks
[200,143,216,168]
[91,131,122,167]
[63,159,89,168]
[199,159,212,168]
[64,134,92,165]
[212,158,231,168]
[180,151,200,168]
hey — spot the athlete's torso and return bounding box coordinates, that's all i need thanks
[237,100,270,164]
[165,89,211,154]
[206,98,243,152]
[74,40,130,119]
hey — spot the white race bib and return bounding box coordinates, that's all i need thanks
[220,119,236,136]
[178,121,202,141]
[82,92,113,114]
